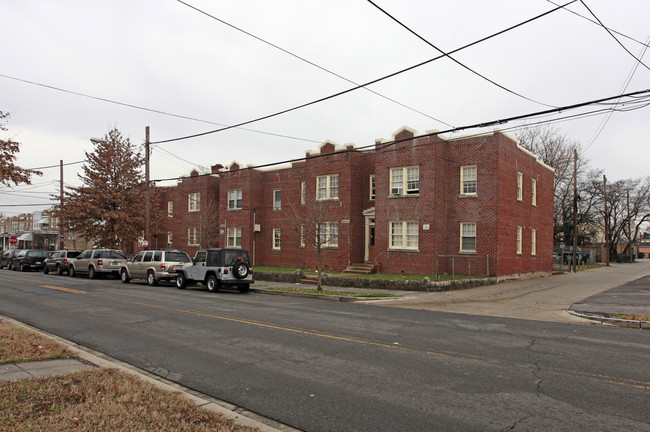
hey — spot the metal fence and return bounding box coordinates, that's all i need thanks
[434,254,490,281]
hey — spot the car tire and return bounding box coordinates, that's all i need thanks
[56,265,64,276]
[120,269,130,284]
[176,273,187,289]
[238,284,250,293]
[69,266,76,277]
[43,266,49,274]
[206,275,219,293]
[233,262,249,279]
[147,270,158,286]
[88,266,96,279]
[20,263,26,272]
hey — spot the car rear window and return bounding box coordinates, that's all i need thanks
[106,251,126,259]
[67,251,82,258]
[166,252,190,263]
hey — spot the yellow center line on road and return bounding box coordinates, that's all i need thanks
[40,285,87,294]
[31,287,650,391]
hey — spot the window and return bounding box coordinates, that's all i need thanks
[301,182,306,205]
[273,189,282,210]
[188,192,201,212]
[460,165,477,196]
[167,201,173,217]
[227,227,242,248]
[167,231,173,247]
[316,174,339,200]
[517,226,523,255]
[531,179,537,206]
[318,222,339,247]
[228,189,242,210]
[143,252,153,262]
[300,225,305,247]
[389,221,419,250]
[517,172,523,201]
[188,227,200,246]
[370,175,376,200]
[273,228,281,250]
[460,222,477,253]
[531,228,537,256]
[390,166,419,196]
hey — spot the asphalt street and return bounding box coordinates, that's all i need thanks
[0,270,648,431]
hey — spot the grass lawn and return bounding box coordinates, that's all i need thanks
[254,266,482,281]
[0,320,259,432]
[264,287,396,297]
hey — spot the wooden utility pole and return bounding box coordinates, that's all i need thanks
[572,149,578,272]
[627,189,631,263]
[145,126,150,249]
[603,175,609,266]
[59,160,64,250]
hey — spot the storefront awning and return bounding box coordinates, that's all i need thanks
[17,233,32,241]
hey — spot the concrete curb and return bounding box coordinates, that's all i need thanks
[566,310,650,329]
[250,287,386,302]
[1,316,299,432]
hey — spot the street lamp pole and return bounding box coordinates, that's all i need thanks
[145,126,150,249]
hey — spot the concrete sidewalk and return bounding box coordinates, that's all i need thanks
[367,260,650,324]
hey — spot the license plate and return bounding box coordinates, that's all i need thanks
[36,261,41,265]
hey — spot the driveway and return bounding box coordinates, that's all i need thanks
[373,260,650,323]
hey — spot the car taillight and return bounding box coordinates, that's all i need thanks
[98,259,103,266]
[224,269,229,274]
[249,269,253,275]
[63,258,68,265]
[161,263,166,270]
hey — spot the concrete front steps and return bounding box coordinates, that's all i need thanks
[343,263,375,275]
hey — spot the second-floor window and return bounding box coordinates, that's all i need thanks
[188,192,200,212]
[273,189,282,210]
[317,174,339,201]
[460,165,477,196]
[301,182,306,205]
[390,166,419,196]
[517,172,523,201]
[532,179,537,206]
[228,189,242,210]
[167,201,173,217]
[370,175,376,200]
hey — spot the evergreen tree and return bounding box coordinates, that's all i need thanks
[65,128,146,250]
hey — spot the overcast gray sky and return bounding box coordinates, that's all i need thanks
[2,0,649,217]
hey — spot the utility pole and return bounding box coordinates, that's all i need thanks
[627,189,631,263]
[572,149,578,273]
[145,126,150,249]
[59,160,64,250]
[603,175,609,266]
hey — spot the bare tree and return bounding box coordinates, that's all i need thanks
[187,194,220,248]
[295,200,338,290]
[0,111,41,186]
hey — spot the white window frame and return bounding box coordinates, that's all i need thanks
[460,165,477,196]
[167,201,173,217]
[188,227,200,246]
[273,228,281,250]
[460,222,477,253]
[188,192,201,212]
[316,174,339,201]
[273,189,282,210]
[300,182,306,205]
[227,227,242,248]
[389,221,419,250]
[390,166,419,196]
[318,222,339,247]
[517,226,523,255]
[228,189,242,210]
[300,225,305,247]
[531,179,537,206]
[531,228,536,256]
[167,231,173,247]
[517,172,523,201]
[369,175,376,200]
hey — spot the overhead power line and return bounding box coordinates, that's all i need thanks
[365,0,556,108]
[150,88,650,183]
[152,0,578,145]
[176,0,452,127]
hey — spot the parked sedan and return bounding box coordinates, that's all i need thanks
[43,250,82,275]
[13,249,49,272]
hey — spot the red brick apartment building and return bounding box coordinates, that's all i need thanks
[155,127,554,278]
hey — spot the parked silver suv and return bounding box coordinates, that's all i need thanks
[175,248,253,293]
[68,248,127,279]
[119,249,191,286]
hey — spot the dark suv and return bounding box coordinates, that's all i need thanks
[175,248,253,293]
[1,249,23,270]
[69,248,127,279]
[13,249,49,272]
[43,250,82,275]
